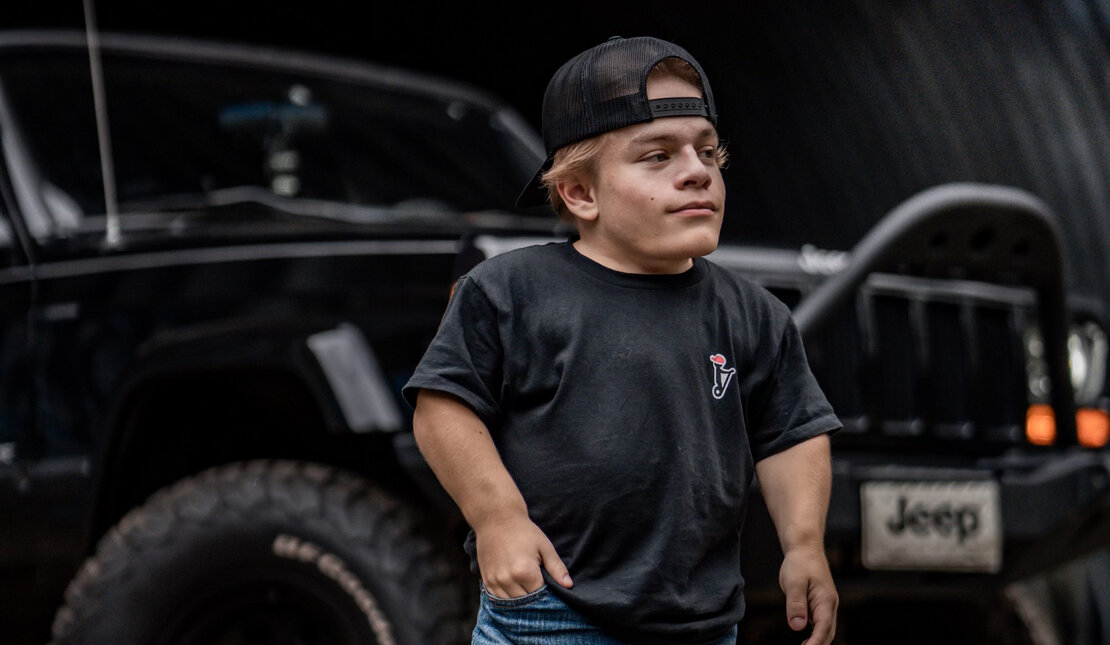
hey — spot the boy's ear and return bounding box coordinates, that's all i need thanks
[557,175,599,222]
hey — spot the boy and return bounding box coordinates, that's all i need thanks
[404,36,840,645]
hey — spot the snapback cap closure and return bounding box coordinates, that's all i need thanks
[648,97,710,119]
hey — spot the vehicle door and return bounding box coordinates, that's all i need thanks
[0,81,68,629]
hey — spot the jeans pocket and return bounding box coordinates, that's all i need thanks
[481,583,549,609]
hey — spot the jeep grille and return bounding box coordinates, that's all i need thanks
[770,274,1037,451]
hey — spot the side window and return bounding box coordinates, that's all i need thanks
[0,150,26,268]
[0,206,18,269]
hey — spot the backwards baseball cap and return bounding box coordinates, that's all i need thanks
[516,36,718,208]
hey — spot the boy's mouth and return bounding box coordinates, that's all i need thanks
[670,201,718,217]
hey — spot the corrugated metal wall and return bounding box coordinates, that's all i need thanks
[713,1,1110,298]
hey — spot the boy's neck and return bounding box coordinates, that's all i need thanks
[572,238,695,275]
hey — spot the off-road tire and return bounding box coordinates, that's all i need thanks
[50,459,471,645]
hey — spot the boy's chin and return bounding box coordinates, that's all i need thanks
[669,231,720,259]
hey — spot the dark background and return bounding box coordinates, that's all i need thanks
[6,1,1110,269]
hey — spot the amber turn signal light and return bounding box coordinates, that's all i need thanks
[1025,405,1110,448]
[1077,408,1110,448]
[1026,404,1057,446]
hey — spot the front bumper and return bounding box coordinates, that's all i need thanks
[742,449,1110,593]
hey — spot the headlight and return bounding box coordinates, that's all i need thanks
[1023,320,1110,447]
[1024,320,1108,406]
[1068,321,1108,405]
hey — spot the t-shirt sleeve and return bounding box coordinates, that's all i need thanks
[401,275,503,425]
[748,315,841,461]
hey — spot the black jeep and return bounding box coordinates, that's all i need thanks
[0,30,561,644]
[1,22,1109,645]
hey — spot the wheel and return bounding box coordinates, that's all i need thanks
[50,460,471,645]
[1083,551,1110,645]
[1030,549,1110,645]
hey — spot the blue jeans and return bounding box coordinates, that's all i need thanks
[472,585,739,644]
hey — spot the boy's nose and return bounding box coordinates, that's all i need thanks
[675,148,712,188]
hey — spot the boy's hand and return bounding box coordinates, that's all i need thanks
[779,546,838,645]
[411,390,573,600]
[476,513,573,599]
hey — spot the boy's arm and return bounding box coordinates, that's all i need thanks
[411,388,573,598]
[754,434,838,645]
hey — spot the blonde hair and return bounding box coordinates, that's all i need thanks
[541,57,728,220]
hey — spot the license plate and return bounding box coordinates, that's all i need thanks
[861,480,1002,572]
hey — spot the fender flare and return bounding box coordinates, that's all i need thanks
[88,318,405,544]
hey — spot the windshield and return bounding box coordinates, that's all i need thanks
[0,48,542,227]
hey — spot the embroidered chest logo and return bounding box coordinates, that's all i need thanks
[709,353,736,400]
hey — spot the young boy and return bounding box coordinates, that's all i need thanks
[404,36,840,645]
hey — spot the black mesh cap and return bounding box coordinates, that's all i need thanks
[516,36,718,208]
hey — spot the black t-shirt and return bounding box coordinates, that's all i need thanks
[403,241,840,644]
